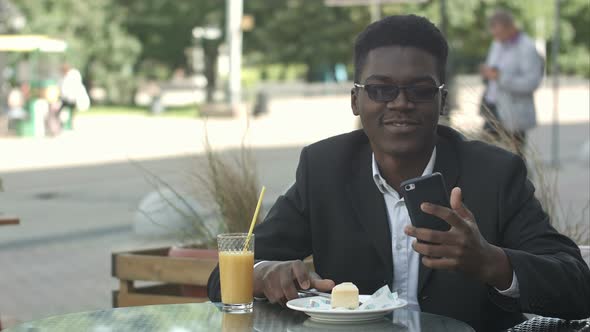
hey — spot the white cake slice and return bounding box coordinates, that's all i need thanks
[331,282,359,309]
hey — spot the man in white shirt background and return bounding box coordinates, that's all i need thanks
[480,9,544,158]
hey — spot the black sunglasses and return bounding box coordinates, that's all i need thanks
[354,82,445,103]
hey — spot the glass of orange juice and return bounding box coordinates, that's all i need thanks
[218,233,255,313]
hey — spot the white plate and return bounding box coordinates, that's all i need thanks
[286,295,407,323]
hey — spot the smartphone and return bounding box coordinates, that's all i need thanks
[400,172,451,232]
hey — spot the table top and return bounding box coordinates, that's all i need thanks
[4,301,474,332]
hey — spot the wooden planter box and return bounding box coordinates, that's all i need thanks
[111,247,218,307]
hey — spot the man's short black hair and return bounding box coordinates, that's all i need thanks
[353,15,448,84]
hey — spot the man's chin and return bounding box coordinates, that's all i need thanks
[382,145,421,157]
[377,140,433,158]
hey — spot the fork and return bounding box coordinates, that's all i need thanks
[298,288,331,298]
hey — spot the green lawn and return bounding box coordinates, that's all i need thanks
[80,105,200,118]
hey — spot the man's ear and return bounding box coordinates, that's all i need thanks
[351,88,360,116]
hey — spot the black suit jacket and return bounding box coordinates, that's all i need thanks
[208,126,590,331]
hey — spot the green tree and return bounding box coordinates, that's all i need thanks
[243,0,588,79]
[14,0,586,106]
[244,0,370,81]
[396,0,589,76]
[556,0,590,76]
[121,1,221,72]
[121,1,225,101]
[12,0,141,103]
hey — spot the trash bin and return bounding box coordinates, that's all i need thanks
[60,103,73,130]
[253,91,268,117]
[15,79,57,137]
[150,94,165,115]
[16,98,48,137]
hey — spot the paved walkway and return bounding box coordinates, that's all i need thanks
[0,77,588,327]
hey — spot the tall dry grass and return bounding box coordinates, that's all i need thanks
[191,130,262,235]
[136,122,263,248]
[133,160,218,247]
[463,109,589,246]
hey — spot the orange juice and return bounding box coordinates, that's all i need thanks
[219,251,254,304]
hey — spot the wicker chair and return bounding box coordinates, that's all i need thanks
[506,316,590,332]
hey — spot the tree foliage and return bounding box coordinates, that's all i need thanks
[241,0,589,80]
[384,0,589,76]
[243,0,370,81]
[121,1,223,78]
[12,0,142,103]
[10,0,589,103]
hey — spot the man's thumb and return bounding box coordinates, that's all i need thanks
[311,277,335,292]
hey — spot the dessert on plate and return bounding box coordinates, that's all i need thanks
[330,282,359,309]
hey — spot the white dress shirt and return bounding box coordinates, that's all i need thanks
[371,149,437,310]
[371,148,519,311]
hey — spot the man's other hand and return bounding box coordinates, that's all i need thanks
[254,260,335,306]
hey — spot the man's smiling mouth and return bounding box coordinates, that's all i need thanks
[382,118,421,126]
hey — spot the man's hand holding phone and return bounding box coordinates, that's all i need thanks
[404,187,514,290]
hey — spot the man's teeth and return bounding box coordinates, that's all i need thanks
[386,122,412,126]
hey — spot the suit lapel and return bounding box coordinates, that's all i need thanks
[345,143,393,282]
[418,130,461,295]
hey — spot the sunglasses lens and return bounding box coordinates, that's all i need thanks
[367,85,399,102]
[362,83,440,102]
[407,86,439,101]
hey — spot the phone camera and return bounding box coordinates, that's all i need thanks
[404,184,415,191]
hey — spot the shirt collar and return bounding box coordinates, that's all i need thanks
[372,147,437,195]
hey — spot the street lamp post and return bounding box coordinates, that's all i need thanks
[226,0,243,113]
[551,0,560,168]
[369,0,381,22]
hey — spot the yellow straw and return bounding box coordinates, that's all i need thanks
[244,186,265,251]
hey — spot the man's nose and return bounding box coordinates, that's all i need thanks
[386,89,414,110]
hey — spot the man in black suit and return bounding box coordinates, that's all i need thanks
[208,15,590,331]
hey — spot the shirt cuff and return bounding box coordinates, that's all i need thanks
[495,271,520,298]
[254,261,268,269]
